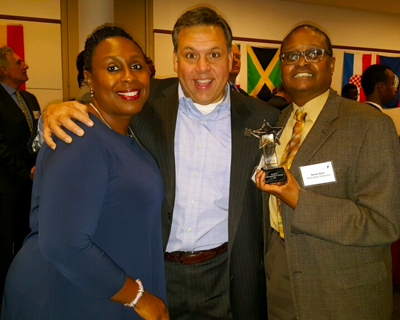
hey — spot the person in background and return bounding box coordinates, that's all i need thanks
[341,83,358,101]
[267,84,292,111]
[2,26,168,320]
[361,64,398,111]
[228,43,248,96]
[36,7,280,319]
[0,46,40,296]
[255,24,400,320]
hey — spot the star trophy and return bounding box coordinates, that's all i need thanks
[247,120,287,184]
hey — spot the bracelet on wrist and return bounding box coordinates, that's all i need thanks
[124,279,144,308]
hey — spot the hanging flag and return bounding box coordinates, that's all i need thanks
[377,55,400,108]
[0,25,25,90]
[342,52,378,102]
[247,45,281,101]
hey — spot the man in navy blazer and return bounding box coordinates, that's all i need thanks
[0,46,40,293]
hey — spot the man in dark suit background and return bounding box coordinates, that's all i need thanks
[229,43,248,96]
[267,84,292,111]
[361,64,398,111]
[40,7,279,319]
[0,46,40,293]
[255,25,400,319]
[361,64,400,136]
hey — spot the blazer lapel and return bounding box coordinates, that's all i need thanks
[20,90,38,124]
[0,84,26,121]
[277,103,293,128]
[228,96,252,253]
[153,82,179,210]
[291,89,339,178]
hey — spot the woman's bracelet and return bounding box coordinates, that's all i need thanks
[124,279,144,308]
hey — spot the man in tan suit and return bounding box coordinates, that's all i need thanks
[255,25,400,319]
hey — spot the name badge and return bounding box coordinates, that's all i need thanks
[300,161,336,187]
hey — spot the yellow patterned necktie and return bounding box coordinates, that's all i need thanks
[277,108,307,238]
[15,89,33,134]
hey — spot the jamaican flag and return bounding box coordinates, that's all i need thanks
[247,45,281,102]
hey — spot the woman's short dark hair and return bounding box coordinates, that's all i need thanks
[172,7,232,53]
[84,25,143,72]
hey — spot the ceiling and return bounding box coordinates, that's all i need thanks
[284,0,400,15]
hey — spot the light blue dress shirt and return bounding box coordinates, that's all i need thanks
[166,84,232,252]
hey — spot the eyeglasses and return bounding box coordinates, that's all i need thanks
[280,48,332,65]
[393,74,399,89]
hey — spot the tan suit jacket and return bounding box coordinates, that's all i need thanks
[265,89,400,319]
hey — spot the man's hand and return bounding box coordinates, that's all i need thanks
[255,166,300,209]
[43,101,93,150]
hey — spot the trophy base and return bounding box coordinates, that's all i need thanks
[262,167,287,184]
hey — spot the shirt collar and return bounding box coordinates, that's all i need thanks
[178,83,231,119]
[292,89,330,123]
[1,82,16,95]
[364,101,383,111]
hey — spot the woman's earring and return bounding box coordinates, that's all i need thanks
[90,88,94,97]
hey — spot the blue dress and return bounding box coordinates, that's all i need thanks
[1,114,167,319]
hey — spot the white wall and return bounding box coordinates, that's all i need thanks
[152,0,400,93]
[0,0,62,110]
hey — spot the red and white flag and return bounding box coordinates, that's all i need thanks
[342,52,379,102]
[0,25,25,90]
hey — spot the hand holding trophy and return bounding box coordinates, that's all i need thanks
[247,120,286,184]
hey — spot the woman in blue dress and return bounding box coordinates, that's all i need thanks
[2,26,169,320]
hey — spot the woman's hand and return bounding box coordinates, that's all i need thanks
[255,166,300,209]
[111,276,169,319]
[134,291,169,320]
[42,101,93,149]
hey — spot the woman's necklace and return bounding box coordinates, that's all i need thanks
[90,103,142,147]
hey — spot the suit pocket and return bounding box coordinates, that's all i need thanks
[335,261,387,289]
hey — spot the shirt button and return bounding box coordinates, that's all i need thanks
[194,172,199,177]
[198,145,202,149]
[191,200,196,205]
[200,120,204,124]
[187,228,192,232]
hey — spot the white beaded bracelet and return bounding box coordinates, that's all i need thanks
[124,279,144,308]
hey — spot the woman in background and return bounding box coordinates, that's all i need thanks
[2,26,169,320]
